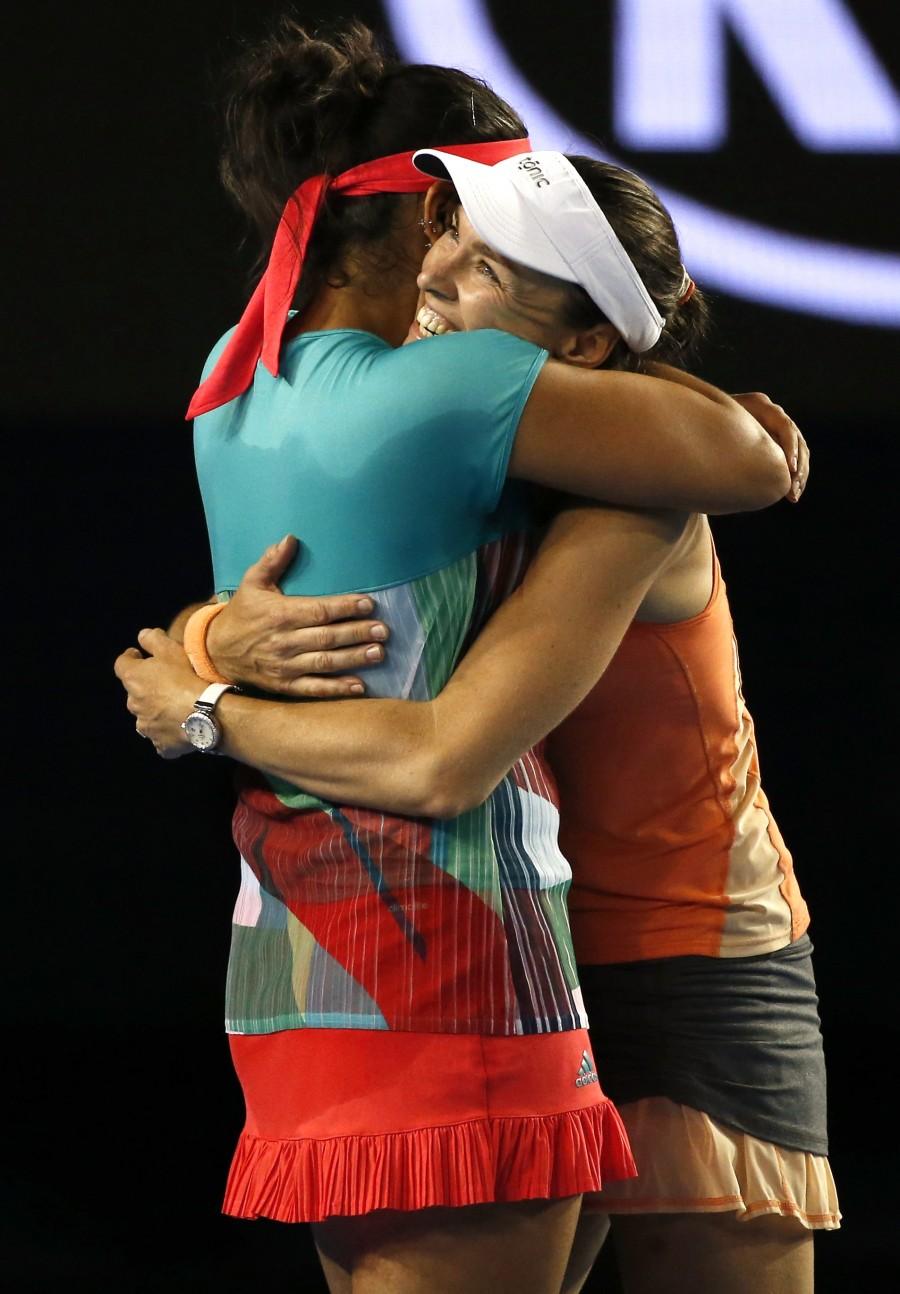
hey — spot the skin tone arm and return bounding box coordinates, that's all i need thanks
[645,374,804,492]
[194,388,804,698]
[116,505,687,817]
[168,599,214,644]
[169,373,799,699]
[510,361,789,514]
[165,378,805,696]
[119,388,801,776]
[159,387,804,701]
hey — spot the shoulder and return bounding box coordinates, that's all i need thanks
[390,329,547,380]
[196,325,239,385]
[385,332,548,435]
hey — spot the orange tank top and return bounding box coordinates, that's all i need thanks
[548,538,809,964]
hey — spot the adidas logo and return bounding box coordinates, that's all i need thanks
[575,1050,599,1088]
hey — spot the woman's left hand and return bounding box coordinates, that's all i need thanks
[114,629,202,758]
[731,391,810,502]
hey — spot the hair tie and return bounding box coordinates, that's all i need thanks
[677,268,696,306]
[187,137,532,420]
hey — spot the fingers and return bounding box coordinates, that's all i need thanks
[285,618,389,654]
[113,647,143,682]
[242,534,300,590]
[773,406,804,501]
[790,431,810,503]
[255,592,382,630]
[281,592,382,629]
[286,675,368,699]
[241,669,366,698]
[731,392,809,503]
[295,642,385,675]
[257,649,382,695]
[136,626,181,656]
[773,410,807,502]
[225,611,390,694]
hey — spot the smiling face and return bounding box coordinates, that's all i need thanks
[414,194,617,367]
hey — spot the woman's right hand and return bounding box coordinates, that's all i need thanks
[206,536,389,697]
[730,391,809,501]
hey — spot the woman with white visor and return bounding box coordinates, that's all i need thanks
[120,145,830,1294]
[410,146,838,1291]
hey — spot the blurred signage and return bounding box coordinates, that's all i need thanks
[386,0,900,325]
[615,0,899,151]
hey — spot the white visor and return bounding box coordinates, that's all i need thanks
[413,149,665,354]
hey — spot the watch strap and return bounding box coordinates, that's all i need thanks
[194,682,235,711]
[183,602,233,685]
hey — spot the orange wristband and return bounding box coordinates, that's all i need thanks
[183,602,233,685]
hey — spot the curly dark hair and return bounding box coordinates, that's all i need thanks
[219,18,527,305]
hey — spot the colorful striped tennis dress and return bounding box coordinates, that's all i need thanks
[194,328,587,1038]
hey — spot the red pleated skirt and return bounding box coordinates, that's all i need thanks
[224,1027,636,1223]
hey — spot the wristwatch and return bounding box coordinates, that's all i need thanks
[181,682,236,753]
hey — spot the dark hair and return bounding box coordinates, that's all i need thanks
[219,18,526,304]
[560,157,709,371]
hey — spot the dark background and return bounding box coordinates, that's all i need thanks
[6,2,895,1289]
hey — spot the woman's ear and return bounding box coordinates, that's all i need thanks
[555,323,620,368]
[423,181,457,237]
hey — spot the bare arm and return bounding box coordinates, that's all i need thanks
[168,599,214,644]
[511,361,792,514]
[645,369,808,498]
[190,387,806,702]
[119,507,684,816]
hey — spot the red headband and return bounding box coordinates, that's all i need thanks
[187,137,532,418]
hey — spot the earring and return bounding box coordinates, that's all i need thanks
[418,216,433,250]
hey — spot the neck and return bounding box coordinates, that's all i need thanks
[289,208,425,347]
[291,276,417,347]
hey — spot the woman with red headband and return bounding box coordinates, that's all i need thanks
[116,20,795,1293]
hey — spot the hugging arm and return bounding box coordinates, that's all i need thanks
[168,598,216,644]
[171,365,801,678]
[511,361,794,515]
[193,382,805,700]
[118,507,683,808]
[206,505,685,815]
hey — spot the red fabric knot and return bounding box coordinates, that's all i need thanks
[186,137,532,420]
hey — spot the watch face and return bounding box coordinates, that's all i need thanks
[183,711,218,751]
